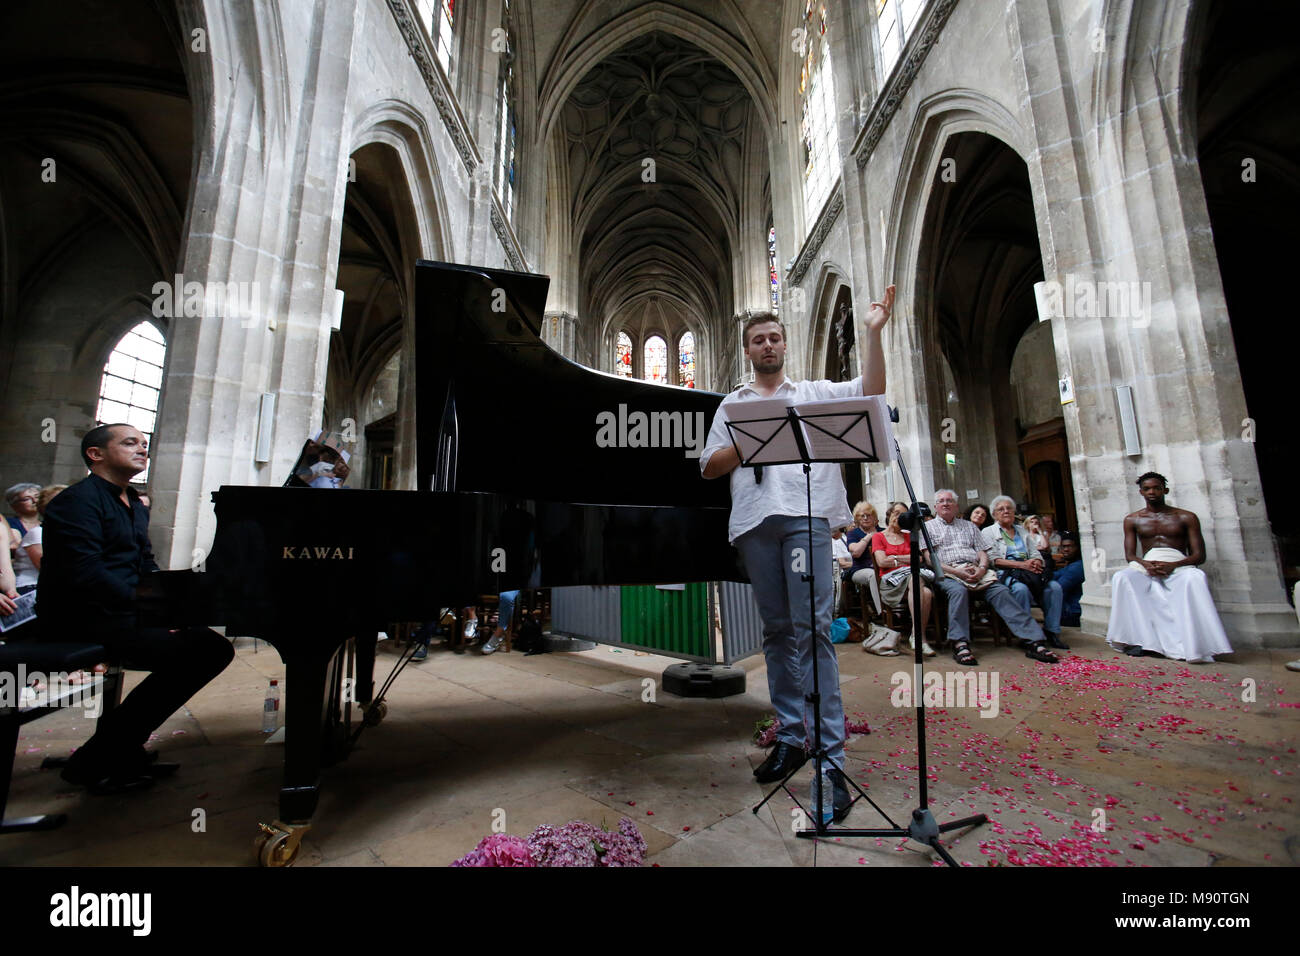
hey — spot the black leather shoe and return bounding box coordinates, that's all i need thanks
[84,773,156,797]
[121,748,179,777]
[828,768,852,822]
[753,742,808,783]
[139,762,181,778]
[1123,644,1146,657]
[1045,631,1070,650]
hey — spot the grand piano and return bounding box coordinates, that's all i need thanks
[156,261,747,865]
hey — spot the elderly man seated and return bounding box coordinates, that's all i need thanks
[1106,472,1231,662]
[923,489,1059,666]
[982,496,1067,649]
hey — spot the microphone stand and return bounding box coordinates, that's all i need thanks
[871,420,987,865]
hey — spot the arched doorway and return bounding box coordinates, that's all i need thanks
[327,143,421,489]
[1196,0,1300,583]
[915,131,1076,529]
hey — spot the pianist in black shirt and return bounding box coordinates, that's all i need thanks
[37,423,234,794]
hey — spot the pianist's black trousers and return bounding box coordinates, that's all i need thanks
[73,624,234,770]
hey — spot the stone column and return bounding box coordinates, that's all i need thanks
[151,1,362,567]
[1006,0,1295,647]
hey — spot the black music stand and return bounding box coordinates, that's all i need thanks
[727,399,887,836]
[731,399,987,866]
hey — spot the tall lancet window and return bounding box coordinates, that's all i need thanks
[644,335,667,384]
[417,0,456,73]
[768,222,780,311]
[493,0,518,219]
[678,332,696,388]
[615,331,634,377]
[875,0,926,80]
[96,320,166,484]
[799,1,840,221]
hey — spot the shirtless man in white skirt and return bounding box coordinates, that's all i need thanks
[1106,472,1231,663]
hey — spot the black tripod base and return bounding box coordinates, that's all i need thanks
[794,807,987,867]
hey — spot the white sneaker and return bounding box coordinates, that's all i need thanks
[481,634,505,655]
[907,636,936,657]
[464,619,478,640]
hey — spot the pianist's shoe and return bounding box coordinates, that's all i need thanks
[61,746,162,795]
[481,633,505,655]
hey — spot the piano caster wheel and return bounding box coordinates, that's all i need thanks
[255,820,309,867]
[362,701,387,727]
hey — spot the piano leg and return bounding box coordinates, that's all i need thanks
[254,641,340,866]
[355,631,376,706]
[354,631,387,727]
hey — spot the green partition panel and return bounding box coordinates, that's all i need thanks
[619,583,711,660]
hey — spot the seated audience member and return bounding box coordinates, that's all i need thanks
[0,526,17,617]
[923,489,1059,667]
[481,590,521,655]
[872,501,934,657]
[982,496,1066,649]
[963,503,991,531]
[1040,512,1063,558]
[845,502,885,614]
[13,484,66,594]
[1023,514,1049,552]
[6,482,41,550]
[832,526,853,613]
[1106,472,1232,662]
[1054,532,1084,628]
[39,423,235,794]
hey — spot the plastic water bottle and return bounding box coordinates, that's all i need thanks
[262,679,280,733]
[809,767,834,826]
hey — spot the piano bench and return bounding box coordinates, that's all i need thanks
[0,641,118,834]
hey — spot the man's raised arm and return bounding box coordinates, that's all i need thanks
[860,285,895,397]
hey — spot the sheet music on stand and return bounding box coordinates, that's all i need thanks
[723,393,896,466]
[0,589,36,632]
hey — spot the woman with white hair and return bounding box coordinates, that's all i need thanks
[982,496,1067,649]
[5,482,42,549]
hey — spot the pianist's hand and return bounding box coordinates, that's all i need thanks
[0,590,17,615]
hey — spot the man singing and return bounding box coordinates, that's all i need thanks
[38,424,234,794]
[700,287,894,822]
[1106,472,1232,662]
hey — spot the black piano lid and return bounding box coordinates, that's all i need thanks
[415,260,732,510]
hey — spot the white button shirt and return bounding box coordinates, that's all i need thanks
[700,376,866,543]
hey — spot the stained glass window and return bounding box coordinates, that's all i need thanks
[799,2,840,222]
[615,331,633,377]
[644,335,667,384]
[768,224,780,311]
[96,321,166,483]
[678,332,696,388]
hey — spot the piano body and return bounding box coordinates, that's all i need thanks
[157,261,747,865]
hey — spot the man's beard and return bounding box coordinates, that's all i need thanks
[754,353,784,373]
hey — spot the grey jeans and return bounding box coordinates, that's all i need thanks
[935,576,1045,646]
[734,515,845,765]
